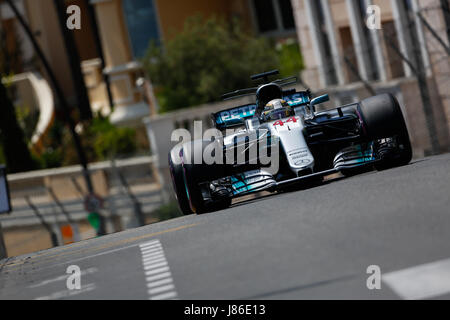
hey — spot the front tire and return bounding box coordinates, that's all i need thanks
[358,93,412,170]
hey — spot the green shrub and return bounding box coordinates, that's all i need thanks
[35,116,138,168]
[93,126,137,160]
[36,148,63,169]
[143,16,280,112]
[15,106,40,142]
[79,116,137,162]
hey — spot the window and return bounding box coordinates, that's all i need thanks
[279,0,296,30]
[122,0,161,58]
[252,0,296,35]
[253,0,277,33]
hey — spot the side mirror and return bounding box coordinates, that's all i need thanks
[310,94,330,112]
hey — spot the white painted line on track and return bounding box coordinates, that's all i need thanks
[383,258,450,300]
[34,283,96,300]
[144,261,169,270]
[147,278,173,288]
[139,240,178,300]
[149,284,175,295]
[28,268,98,288]
[60,242,142,266]
[150,291,178,300]
[141,247,163,254]
[146,272,172,282]
[145,266,170,276]
[140,243,162,249]
[142,256,166,264]
[142,252,165,260]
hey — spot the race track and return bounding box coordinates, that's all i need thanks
[1,154,450,300]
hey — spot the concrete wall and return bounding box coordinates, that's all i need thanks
[0,156,165,258]
[2,220,92,258]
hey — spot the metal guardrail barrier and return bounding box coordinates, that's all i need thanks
[0,156,166,256]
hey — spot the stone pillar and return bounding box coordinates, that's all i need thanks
[390,0,414,77]
[90,0,131,69]
[365,0,388,82]
[320,0,345,85]
[410,0,432,76]
[418,0,450,136]
[303,0,328,87]
[90,0,149,126]
[391,0,432,78]
[346,0,370,81]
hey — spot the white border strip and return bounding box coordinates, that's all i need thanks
[383,258,450,300]
[139,240,178,300]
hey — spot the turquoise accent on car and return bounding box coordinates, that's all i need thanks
[231,176,252,195]
[213,104,257,129]
[283,91,311,107]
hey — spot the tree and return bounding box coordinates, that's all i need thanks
[0,80,35,172]
[0,20,34,173]
[143,16,280,112]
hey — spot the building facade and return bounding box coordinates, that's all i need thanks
[291,0,450,156]
[2,0,448,156]
[1,0,298,128]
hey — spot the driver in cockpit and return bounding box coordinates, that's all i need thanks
[261,99,293,122]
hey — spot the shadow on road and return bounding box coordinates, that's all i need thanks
[229,174,347,210]
[238,274,356,300]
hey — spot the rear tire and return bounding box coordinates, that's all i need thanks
[358,93,412,170]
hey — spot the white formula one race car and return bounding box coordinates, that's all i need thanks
[169,70,412,214]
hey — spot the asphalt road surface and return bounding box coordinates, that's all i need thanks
[1,154,449,300]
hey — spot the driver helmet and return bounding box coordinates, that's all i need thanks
[262,99,290,120]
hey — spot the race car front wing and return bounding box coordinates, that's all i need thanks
[207,143,382,200]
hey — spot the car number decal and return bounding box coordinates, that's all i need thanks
[273,117,298,126]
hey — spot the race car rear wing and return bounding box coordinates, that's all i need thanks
[212,91,311,130]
